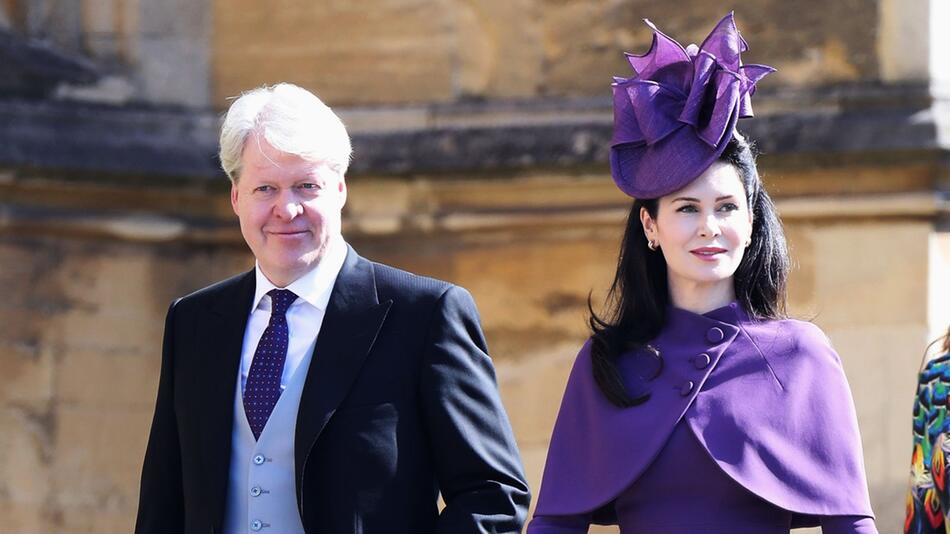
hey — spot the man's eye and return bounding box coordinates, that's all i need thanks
[299,183,320,190]
[254,185,274,193]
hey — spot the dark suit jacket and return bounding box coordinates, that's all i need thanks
[135,246,530,533]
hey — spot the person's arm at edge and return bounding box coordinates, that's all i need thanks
[902,358,945,534]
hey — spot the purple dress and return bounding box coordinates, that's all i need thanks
[527,303,877,533]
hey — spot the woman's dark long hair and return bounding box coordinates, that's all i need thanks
[589,133,790,407]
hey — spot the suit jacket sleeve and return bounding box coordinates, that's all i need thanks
[526,513,591,533]
[419,285,531,533]
[135,300,185,533]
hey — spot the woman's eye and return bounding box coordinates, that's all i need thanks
[676,204,698,213]
[718,202,739,212]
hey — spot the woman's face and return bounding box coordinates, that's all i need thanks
[641,162,753,293]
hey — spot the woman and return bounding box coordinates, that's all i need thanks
[905,325,950,533]
[527,13,877,533]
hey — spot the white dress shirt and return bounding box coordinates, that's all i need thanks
[239,238,347,393]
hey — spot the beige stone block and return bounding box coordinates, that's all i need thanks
[429,173,625,212]
[52,253,171,351]
[808,222,930,327]
[81,0,116,35]
[0,404,53,516]
[538,1,879,97]
[771,38,861,86]
[929,231,950,343]
[455,0,542,98]
[1,500,49,534]
[824,323,929,528]
[213,0,455,106]
[539,0,631,96]
[58,347,159,408]
[519,443,547,503]
[56,254,156,314]
[450,237,615,346]
[784,222,817,315]
[498,341,578,445]
[57,507,135,534]
[877,0,929,82]
[766,164,935,198]
[345,180,416,235]
[0,341,55,405]
[52,406,151,522]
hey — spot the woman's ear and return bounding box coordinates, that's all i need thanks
[640,206,657,241]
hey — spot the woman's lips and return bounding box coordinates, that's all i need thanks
[690,247,727,262]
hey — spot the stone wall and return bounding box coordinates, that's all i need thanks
[212,0,882,106]
[2,159,946,531]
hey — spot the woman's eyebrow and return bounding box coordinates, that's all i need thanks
[671,195,736,202]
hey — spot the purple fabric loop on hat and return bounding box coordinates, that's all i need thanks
[610,12,775,199]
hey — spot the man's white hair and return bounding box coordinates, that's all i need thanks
[218,83,352,183]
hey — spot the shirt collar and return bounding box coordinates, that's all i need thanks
[251,236,348,313]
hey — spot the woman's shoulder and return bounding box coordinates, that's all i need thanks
[920,352,950,377]
[741,316,839,363]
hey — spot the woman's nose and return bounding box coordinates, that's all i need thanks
[698,213,721,237]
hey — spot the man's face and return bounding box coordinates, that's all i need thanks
[231,132,346,287]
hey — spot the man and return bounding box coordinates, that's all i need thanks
[135,83,530,533]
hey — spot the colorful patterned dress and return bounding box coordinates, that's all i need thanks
[906,354,950,533]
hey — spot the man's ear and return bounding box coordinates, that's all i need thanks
[337,175,347,208]
[230,181,239,215]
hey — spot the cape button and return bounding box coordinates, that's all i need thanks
[679,380,694,396]
[693,353,711,370]
[706,327,724,343]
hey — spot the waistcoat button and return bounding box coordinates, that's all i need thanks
[250,519,263,531]
[253,454,265,465]
[250,486,262,497]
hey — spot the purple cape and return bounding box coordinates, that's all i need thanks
[534,303,874,526]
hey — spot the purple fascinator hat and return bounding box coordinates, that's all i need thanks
[610,12,774,199]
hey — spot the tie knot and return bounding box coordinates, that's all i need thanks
[267,289,298,316]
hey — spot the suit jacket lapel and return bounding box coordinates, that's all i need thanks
[197,270,256,531]
[294,246,392,505]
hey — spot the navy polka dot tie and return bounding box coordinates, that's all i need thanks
[244,289,297,440]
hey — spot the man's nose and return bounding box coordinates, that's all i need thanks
[274,190,303,219]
